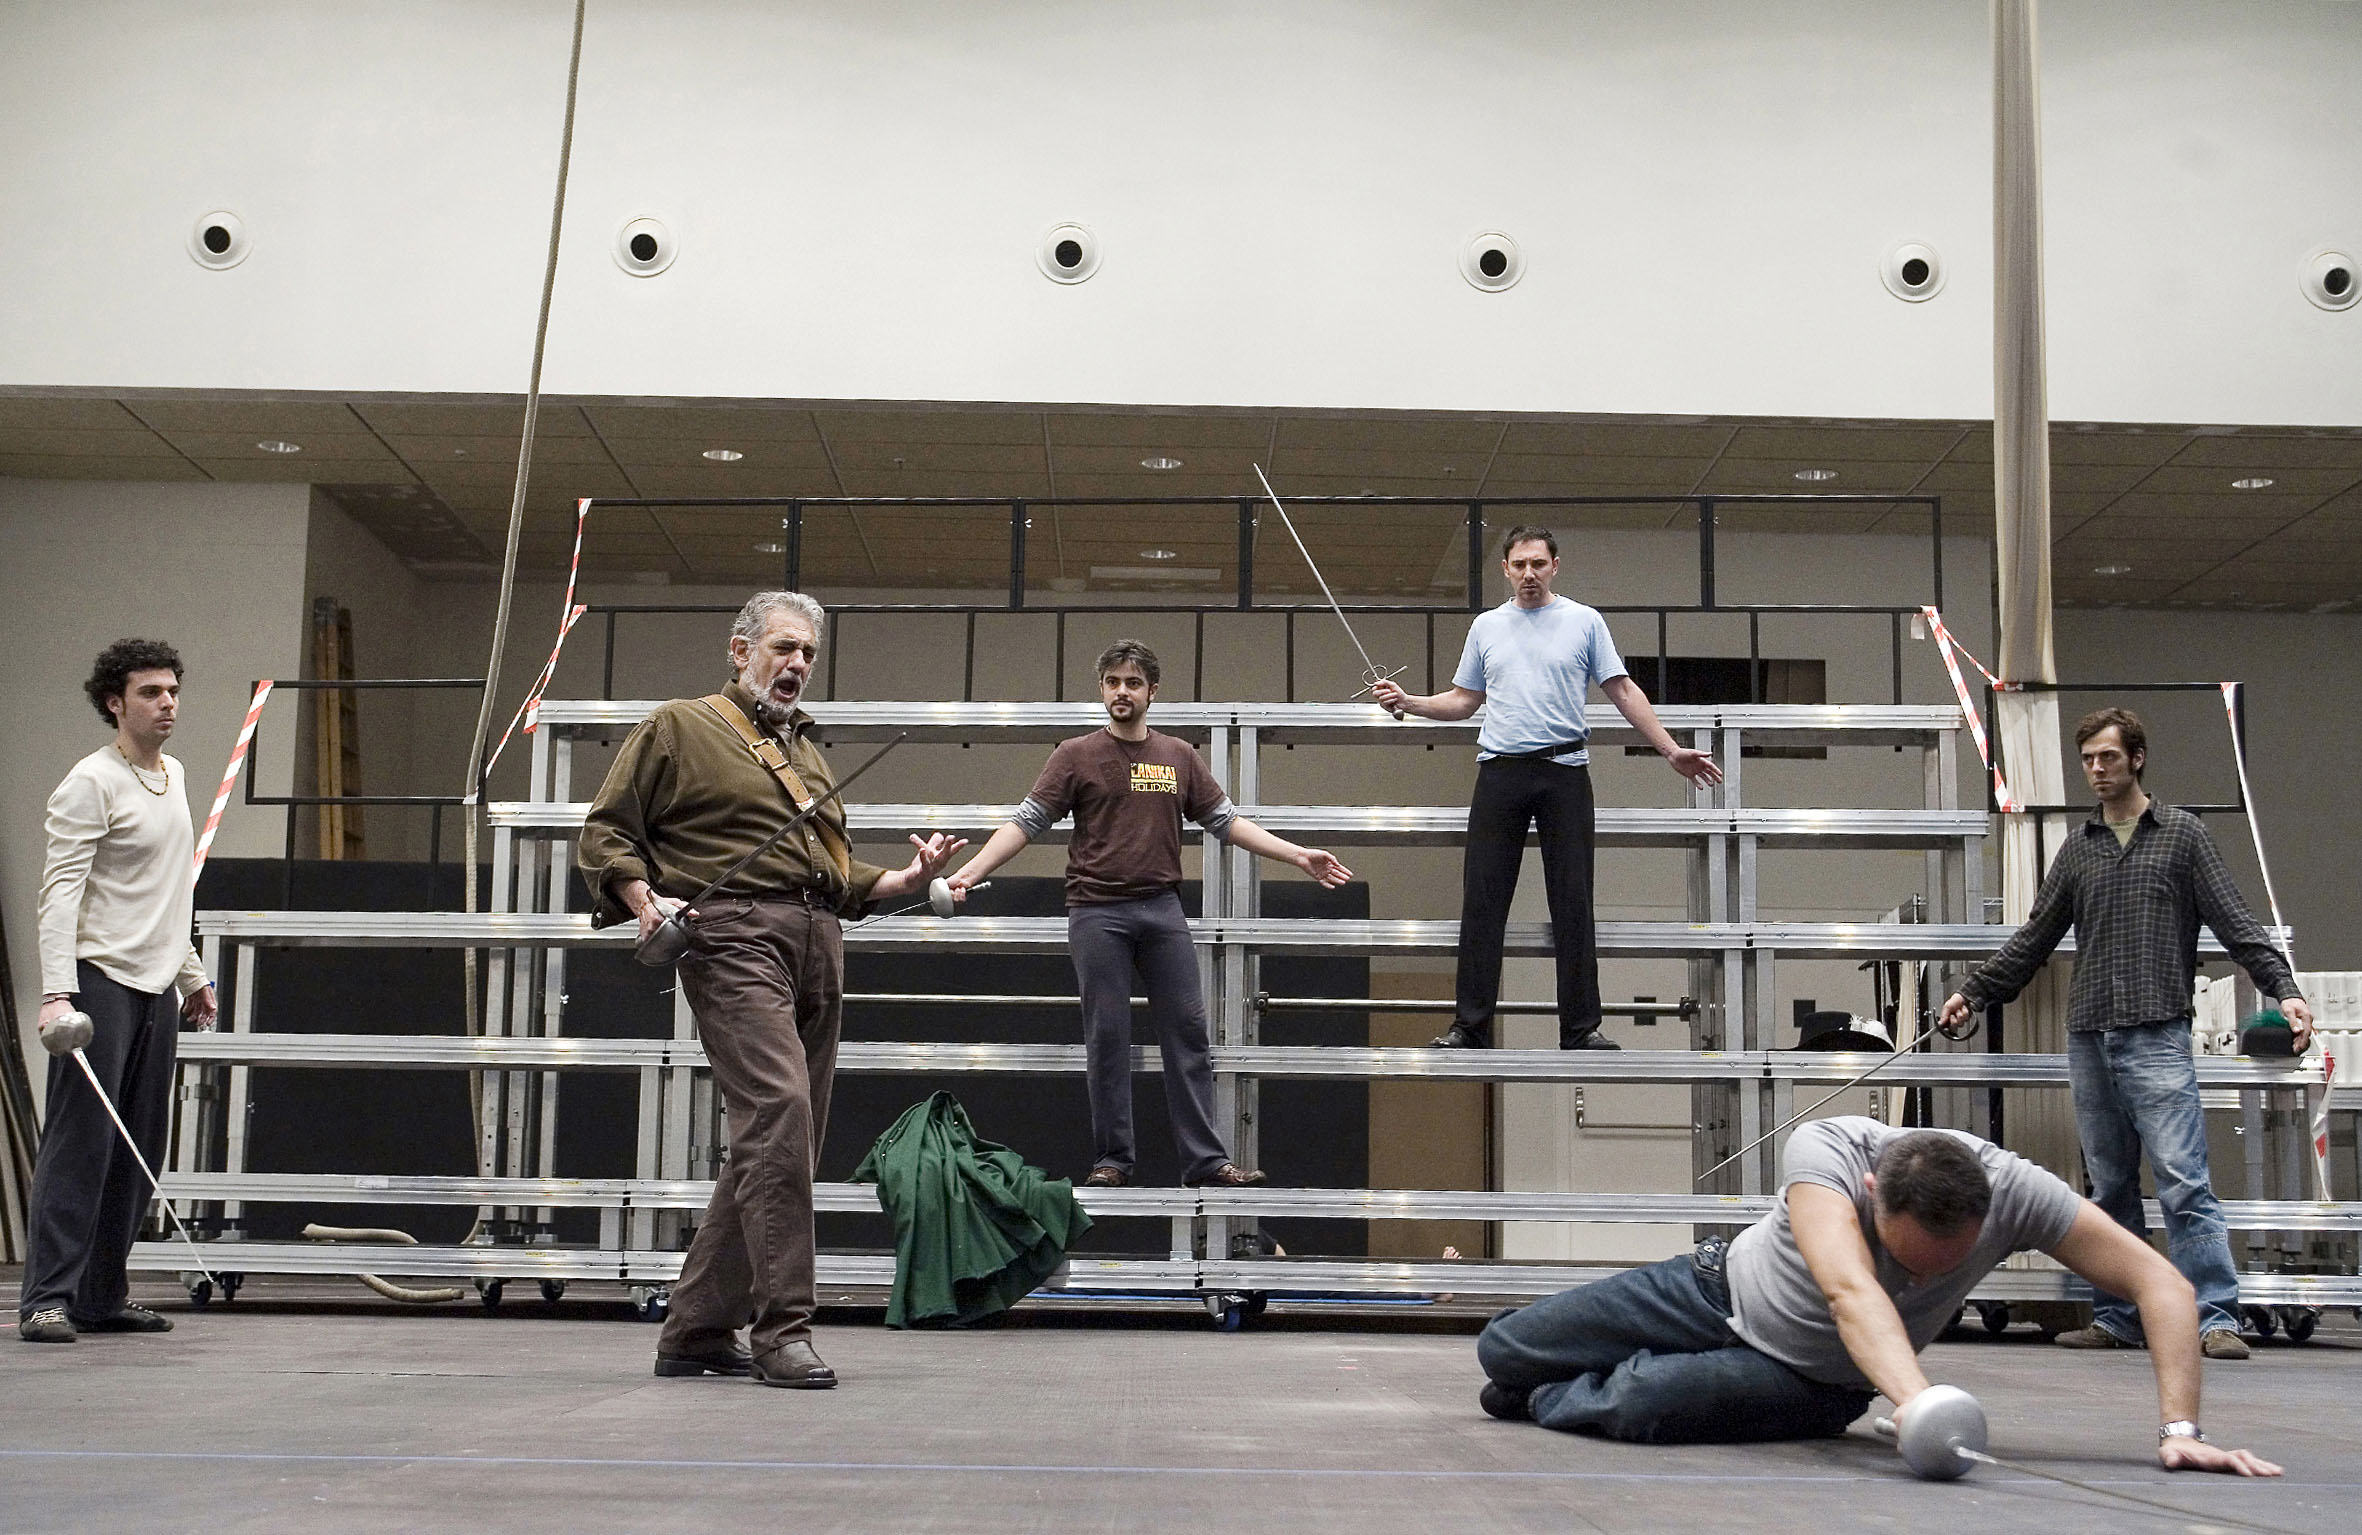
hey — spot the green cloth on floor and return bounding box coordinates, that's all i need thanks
[851,1091,1093,1329]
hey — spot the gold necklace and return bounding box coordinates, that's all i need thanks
[115,743,170,796]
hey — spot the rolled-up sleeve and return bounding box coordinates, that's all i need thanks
[578,716,668,928]
[1958,852,2077,1011]
[2191,831,2298,1001]
[1010,795,1059,840]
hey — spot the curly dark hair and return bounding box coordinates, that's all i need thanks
[85,638,184,727]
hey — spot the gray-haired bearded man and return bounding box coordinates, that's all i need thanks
[580,591,961,1389]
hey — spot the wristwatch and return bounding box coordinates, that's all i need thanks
[2159,1420,2205,1444]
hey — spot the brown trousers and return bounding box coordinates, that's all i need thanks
[663,894,843,1360]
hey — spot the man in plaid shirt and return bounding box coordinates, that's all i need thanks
[1941,707,2312,1362]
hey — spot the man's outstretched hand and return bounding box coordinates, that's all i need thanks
[2159,1436,2281,1476]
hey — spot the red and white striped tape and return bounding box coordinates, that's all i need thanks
[482,498,593,782]
[1919,606,2020,812]
[192,679,273,879]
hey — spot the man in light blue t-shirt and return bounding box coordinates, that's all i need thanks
[1376,527,1719,1049]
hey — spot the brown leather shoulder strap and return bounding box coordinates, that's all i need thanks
[698,694,851,884]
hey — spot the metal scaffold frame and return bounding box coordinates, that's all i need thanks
[150,698,2354,1321]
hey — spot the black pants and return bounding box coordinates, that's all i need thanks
[1067,891,1231,1182]
[19,962,179,1323]
[1455,758,1600,1044]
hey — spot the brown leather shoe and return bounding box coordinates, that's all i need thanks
[654,1338,753,1377]
[750,1339,837,1389]
[2202,1328,2252,1360]
[1187,1163,1268,1187]
[1083,1166,1129,1188]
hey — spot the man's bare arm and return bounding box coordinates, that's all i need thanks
[1369,679,1483,721]
[2047,1203,2281,1476]
[1788,1183,1930,1409]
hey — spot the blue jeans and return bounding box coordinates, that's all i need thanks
[2069,1021,2244,1340]
[1476,1245,1873,1443]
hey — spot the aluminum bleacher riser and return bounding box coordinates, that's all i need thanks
[194,910,2284,962]
[172,1032,2331,1091]
[485,801,1991,851]
[153,1174,2362,1234]
[125,1241,2362,1308]
[528,699,1969,749]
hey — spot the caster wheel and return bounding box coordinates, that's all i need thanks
[219,1273,244,1304]
[1241,1294,1269,1321]
[2279,1306,2318,1344]
[539,1279,567,1305]
[1978,1302,2011,1335]
[631,1286,670,1324]
[476,1278,505,1311]
[2242,1304,2276,1339]
[1204,1293,1247,1331]
[186,1280,213,1308]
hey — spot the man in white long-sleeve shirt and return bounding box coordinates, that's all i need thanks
[20,639,216,1344]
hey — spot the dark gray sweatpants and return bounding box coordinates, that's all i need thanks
[1067,891,1231,1182]
[20,962,179,1323]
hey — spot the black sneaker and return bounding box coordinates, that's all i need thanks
[18,1308,74,1344]
[1429,1025,1490,1049]
[1479,1381,1532,1421]
[1561,1030,1622,1051]
[74,1304,172,1334]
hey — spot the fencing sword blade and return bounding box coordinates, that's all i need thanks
[686,731,909,910]
[71,1048,218,1289]
[1252,464,1397,702]
[1696,1022,1942,1183]
[1958,1446,2278,1533]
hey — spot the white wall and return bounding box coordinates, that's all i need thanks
[2,1,2356,423]
[2057,607,2362,970]
[0,480,308,1097]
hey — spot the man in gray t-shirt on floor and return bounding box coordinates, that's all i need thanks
[1476,1118,2280,1477]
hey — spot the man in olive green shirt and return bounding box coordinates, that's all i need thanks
[580,590,960,1390]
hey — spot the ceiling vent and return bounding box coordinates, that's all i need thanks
[188,210,250,270]
[1880,241,1945,302]
[1459,231,1524,292]
[1037,223,1101,284]
[613,216,677,277]
[2302,249,2358,312]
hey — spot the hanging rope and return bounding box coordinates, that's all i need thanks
[459,0,589,1182]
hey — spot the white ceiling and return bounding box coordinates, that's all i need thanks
[4,391,2361,608]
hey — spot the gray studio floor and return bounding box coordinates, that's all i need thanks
[1,1275,2356,1534]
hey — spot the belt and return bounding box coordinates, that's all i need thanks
[1491,741,1589,762]
[704,884,838,909]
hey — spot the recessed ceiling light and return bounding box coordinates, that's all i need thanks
[752,541,786,554]
[2230,476,2274,490]
[703,448,744,462]
[1140,548,1178,560]
[256,440,301,454]
[1792,467,1838,482]
[2092,563,2134,576]
[1140,456,1183,471]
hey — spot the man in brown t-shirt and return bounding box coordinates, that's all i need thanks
[947,640,1351,1187]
